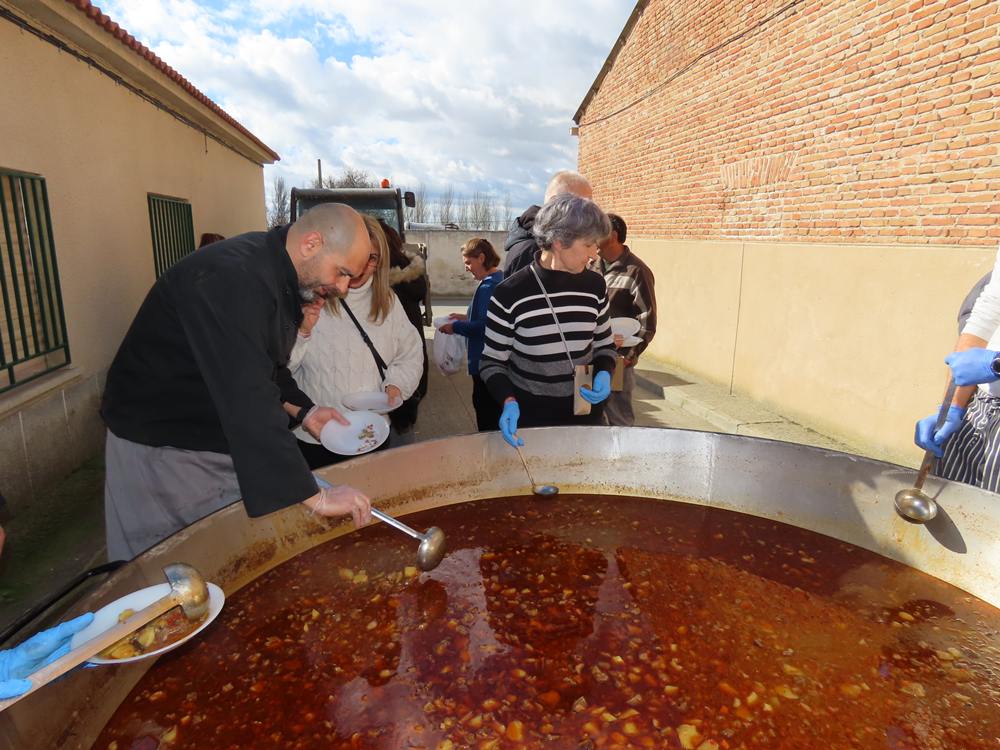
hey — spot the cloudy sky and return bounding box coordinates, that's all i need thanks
[98,0,634,215]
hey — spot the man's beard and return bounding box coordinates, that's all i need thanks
[299,285,342,303]
[297,255,326,302]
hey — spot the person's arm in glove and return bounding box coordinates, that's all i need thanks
[499,398,523,447]
[912,332,989,456]
[914,405,967,458]
[580,371,612,405]
[945,348,1000,386]
[0,612,95,699]
[305,475,372,528]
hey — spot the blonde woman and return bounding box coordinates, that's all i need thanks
[290,216,424,469]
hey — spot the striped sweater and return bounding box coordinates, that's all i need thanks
[479,258,616,416]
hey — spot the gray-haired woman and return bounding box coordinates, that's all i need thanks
[479,194,616,446]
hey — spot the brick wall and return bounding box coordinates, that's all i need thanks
[578,0,1000,245]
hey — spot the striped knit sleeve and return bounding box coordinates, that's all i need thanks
[479,293,516,402]
[592,295,617,374]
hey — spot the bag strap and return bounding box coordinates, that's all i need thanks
[341,300,388,379]
[529,264,578,373]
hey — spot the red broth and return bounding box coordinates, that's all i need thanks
[96,495,1000,749]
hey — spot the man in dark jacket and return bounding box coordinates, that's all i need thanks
[503,171,593,276]
[101,204,374,559]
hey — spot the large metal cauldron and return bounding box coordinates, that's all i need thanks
[2,426,999,749]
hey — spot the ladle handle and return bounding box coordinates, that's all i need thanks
[914,378,959,491]
[513,443,536,487]
[913,451,936,492]
[371,508,422,541]
[0,594,177,712]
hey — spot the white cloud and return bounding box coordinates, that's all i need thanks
[99,0,633,215]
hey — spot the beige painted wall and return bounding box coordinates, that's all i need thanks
[0,21,266,379]
[634,237,996,467]
[0,17,268,509]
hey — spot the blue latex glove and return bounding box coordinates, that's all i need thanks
[0,612,94,699]
[945,348,1000,386]
[914,405,966,458]
[499,400,523,447]
[580,371,612,405]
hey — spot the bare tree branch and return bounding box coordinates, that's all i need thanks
[332,167,377,188]
[267,175,290,227]
[407,183,428,224]
[501,192,513,231]
[438,186,454,225]
[469,191,493,230]
[454,194,470,229]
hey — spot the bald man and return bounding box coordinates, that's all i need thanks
[503,170,594,276]
[101,204,374,559]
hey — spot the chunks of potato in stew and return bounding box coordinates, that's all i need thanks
[97,495,1000,749]
[99,606,205,660]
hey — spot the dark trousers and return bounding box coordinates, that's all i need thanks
[472,375,503,432]
[516,391,605,428]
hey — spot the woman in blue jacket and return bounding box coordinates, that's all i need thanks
[438,238,503,430]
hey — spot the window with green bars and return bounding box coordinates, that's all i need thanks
[0,168,70,394]
[147,194,195,278]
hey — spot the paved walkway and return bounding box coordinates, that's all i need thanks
[0,299,855,638]
[425,299,858,453]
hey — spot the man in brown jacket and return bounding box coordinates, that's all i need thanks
[597,213,657,426]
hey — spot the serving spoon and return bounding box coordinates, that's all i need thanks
[894,379,957,523]
[514,440,559,497]
[313,475,447,570]
[370,508,447,571]
[0,563,209,712]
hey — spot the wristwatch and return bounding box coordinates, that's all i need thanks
[291,403,315,428]
[991,353,1000,378]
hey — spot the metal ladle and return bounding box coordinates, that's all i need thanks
[0,563,209,711]
[313,475,447,570]
[371,508,446,571]
[894,379,957,523]
[514,440,559,497]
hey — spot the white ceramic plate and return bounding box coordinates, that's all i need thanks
[342,391,401,414]
[610,317,640,337]
[620,335,643,348]
[71,581,225,665]
[320,410,390,455]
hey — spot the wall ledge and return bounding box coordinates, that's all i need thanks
[0,367,83,422]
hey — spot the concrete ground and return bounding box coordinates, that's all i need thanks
[424,300,863,453]
[0,298,857,638]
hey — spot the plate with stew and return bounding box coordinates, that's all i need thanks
[71,581,225,664]
[320,410,390,455]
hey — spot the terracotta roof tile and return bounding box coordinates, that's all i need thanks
[65,0,279,162]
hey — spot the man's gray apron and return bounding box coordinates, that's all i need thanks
[104,431,243,560]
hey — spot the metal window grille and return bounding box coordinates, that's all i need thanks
[147,194,195,278]
[0,169,70,393]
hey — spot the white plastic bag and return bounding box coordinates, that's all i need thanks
[432,316,466,375]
